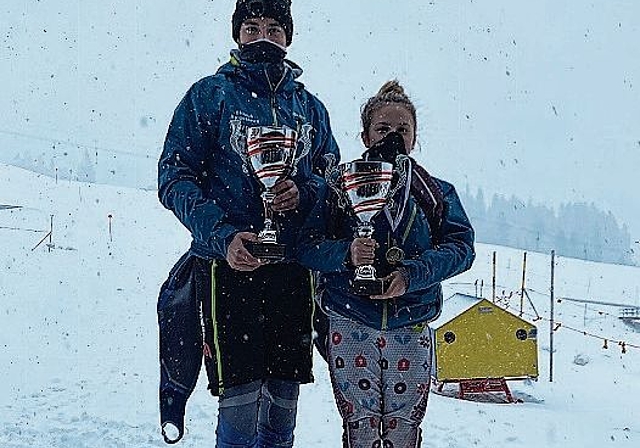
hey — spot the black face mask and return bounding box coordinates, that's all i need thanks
[239,39,287,65]
[362,131,407,164]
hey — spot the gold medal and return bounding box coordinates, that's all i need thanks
[386,246,405,264]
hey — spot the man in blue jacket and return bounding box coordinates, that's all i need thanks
[156,1,340,446]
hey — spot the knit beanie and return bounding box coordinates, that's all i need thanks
[232,0,293,46]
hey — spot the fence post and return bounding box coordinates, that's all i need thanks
[492,251,497,303]
[520,252,527,316]
[48,214,54,251]
[549,250,555,382]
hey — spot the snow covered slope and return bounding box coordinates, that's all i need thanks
[1,162,639,447]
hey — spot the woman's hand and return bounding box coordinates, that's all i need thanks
[370,270,407,300]
[350,238,378,266]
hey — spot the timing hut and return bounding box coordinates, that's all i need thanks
[430,293,538,401]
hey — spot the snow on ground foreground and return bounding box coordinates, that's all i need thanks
[1,164,639,447]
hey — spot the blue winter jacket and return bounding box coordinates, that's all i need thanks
[296,172,475,330]
[158,51,340,260]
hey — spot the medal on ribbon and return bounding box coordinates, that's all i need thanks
[385,245,405,265]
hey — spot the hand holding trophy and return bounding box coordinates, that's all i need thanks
[245,125,298,262]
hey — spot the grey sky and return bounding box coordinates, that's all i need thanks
[1,0,638,244]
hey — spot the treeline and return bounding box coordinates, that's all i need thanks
[460,187,634,266]
[6,154,635,265]
[12,149,96,183]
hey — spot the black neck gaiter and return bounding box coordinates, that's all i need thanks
[239,39,287,65]
[363,131,408,164]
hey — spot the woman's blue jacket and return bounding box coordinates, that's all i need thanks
[296,169,475,330]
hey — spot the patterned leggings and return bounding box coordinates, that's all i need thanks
[327,314,433,448]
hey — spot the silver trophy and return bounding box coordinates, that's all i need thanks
[245,125,297,261]
[341,160,395,295]
[323,153,410,295]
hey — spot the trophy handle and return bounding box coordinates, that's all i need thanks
[324,153,350,210]
[290,123,313,177]
[386,155,411,209]
[229,119,248,162]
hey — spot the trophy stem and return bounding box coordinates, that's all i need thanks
[258,191,278,244]
[246,191,286,261]
[262,190,276,204]
[357,223,374,239]
[354,222,375,277]
[354,221,376,281]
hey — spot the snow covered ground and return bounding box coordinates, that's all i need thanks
[1,163,639,447]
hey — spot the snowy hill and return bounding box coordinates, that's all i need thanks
[1,162,640,447]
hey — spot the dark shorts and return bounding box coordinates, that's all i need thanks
[202,260,314,395]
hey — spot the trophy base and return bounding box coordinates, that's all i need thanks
[245,241,286,262]
[351,278,390,296]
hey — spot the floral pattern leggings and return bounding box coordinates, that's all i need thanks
[327,313,433,448]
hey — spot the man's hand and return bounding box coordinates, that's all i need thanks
[370,270,407,300]
[226,232,264,271]
[271,179,299,212]
[350,238,378,266]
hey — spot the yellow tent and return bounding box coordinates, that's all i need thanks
[432,295,538,382]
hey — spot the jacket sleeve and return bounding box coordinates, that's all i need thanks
[295,184,352,272]
[158,82,238,259]
[294,96,341,216]
[401,182,475,293]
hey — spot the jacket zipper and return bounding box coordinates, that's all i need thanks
[380,203,416,331]
[265,67,286,126]
[381,301,388,330]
